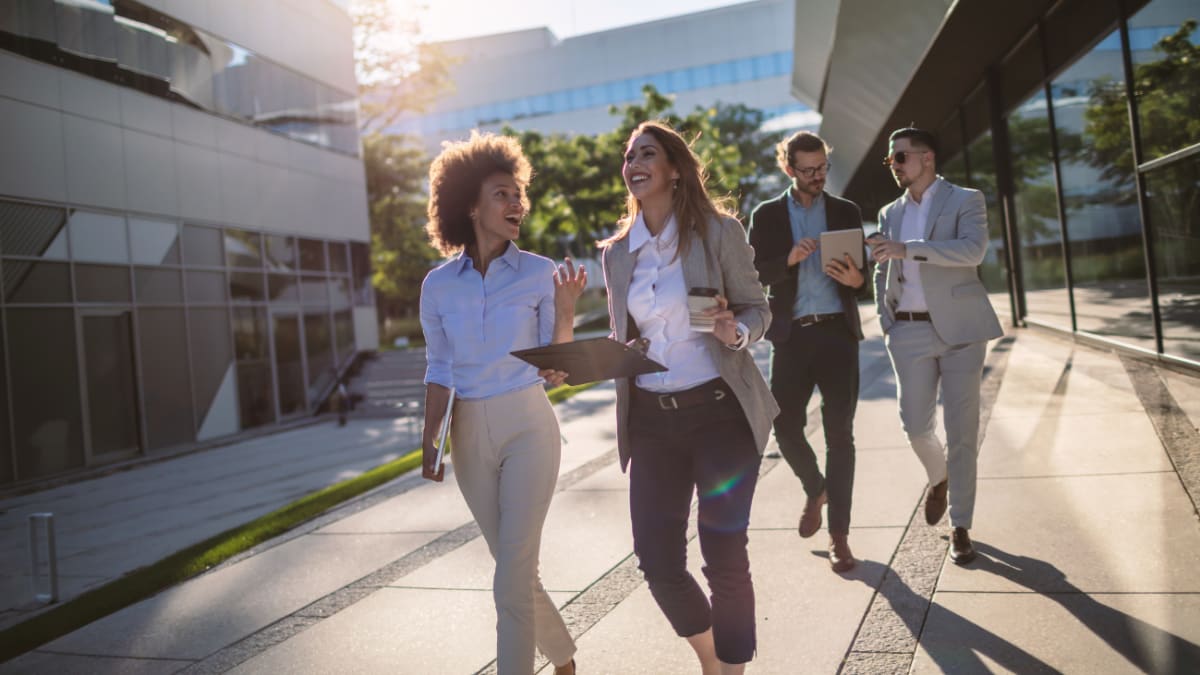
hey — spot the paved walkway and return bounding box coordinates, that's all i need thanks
[3,310,1200,673]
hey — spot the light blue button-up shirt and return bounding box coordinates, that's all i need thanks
[420,242,556,400]
[787,191,842,318]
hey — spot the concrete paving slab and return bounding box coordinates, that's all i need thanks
[912,591,1200,674]
[399,488,633,594]
[989,336,1144,420]
[564,461,628,492]
[225,587,573,675]
[979,411,1174,478]
[751,528,903,674]
[941,473,1200,594]
[316,475,473,535]
[571,527,904,674]
[1161,368,1200,434]
[0,651,192,675]
[749,448,924,530]
[37,532,438,661]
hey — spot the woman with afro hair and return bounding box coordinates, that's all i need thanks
[419,132,585,675]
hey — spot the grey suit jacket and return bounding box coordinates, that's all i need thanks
[873,178,1003,346]
[601,216,780,472]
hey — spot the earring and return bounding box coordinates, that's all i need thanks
[672,178,680,191]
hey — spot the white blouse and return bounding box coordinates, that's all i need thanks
[626,213,721,393]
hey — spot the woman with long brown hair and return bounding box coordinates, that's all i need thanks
[599,121,777,674]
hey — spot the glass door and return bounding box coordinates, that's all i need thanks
[79,309,141,462]
[272,311,308,418]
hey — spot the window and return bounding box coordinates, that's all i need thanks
[182,224,223,267]
[1050,30,1150,346]
[0,0,359,155]
[69,211,128,264]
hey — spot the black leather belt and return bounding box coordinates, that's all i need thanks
[634,379,731,411]
[895,311,931,321]
[793,312,841,327]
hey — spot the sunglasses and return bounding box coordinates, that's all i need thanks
[882,150,929,166]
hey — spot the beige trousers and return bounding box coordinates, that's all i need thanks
[450,384,576,674]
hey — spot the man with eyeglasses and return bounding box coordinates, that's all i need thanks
[868,127,1003,565]
[747,131,868,573]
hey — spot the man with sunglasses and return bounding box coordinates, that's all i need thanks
[868,127,1003,565]
[747,131,868,573]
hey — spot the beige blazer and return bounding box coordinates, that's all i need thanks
[601,215,780,472]
[873,178,1003,346]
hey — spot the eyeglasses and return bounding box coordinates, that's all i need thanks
[882,150,928,166]
[792,162,831,178]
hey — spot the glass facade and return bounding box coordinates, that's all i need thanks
[0,197,368,485]
[396,50,804,135]
[935,0,1199,365]
[0,0,359,155]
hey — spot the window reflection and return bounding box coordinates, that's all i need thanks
[1144,152,1200,362]
[0,0,358,155]
[129,218,180,264]
[1051,31,1152,347]
[963,130,1010,297]
[233,307,274,429]
[1010,89,1070,329]
[0,200,69,259]
[69,210,128,264]
[225,228,263,268]
[1128,8,1200,163]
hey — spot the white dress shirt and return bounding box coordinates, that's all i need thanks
[896,178,941,313]
[626,213,722,393]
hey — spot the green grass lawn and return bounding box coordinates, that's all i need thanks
[0,380,600,663]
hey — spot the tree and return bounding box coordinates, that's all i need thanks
[1084,20,1199,183]
[362,134,440,319]
[349,0,450,321]
[504,85,784,258]
[351,0,452,131]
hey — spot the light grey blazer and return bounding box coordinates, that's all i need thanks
[873,178,1003,346]
[601,215,780,472]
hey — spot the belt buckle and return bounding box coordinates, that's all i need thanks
[797,314,815,327]
[657,394,678,410]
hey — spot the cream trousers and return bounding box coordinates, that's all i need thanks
[450,384,576,674]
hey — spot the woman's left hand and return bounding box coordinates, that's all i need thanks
[706,294,739,346]
[539,368,569,387]
[553,257,587,314]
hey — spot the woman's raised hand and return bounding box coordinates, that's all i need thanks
[553,257,587,312]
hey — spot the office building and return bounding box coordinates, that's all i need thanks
[800,0,1199,368]
[0,0,376,488]
[391,0,815,147]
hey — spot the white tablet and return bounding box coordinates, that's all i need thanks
[819,228,864,270]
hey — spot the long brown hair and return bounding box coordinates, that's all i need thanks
[599,121,737,255]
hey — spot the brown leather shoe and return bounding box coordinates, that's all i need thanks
[950,527,977,565]
[798,489,827,538]
[829,533,856,573]
[924,479,949,525]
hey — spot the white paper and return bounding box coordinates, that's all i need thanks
[433,387,455,473]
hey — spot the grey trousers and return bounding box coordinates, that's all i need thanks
[451,384,576,674]
[884,320,987,529]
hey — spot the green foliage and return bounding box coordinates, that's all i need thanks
[504,85,782,257]
[1083,20,1200,184]
[363,133,441,319]
[367,86,786,319]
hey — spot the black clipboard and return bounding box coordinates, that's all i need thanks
[512,337,667,386]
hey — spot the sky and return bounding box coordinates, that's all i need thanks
[393,0,748,43]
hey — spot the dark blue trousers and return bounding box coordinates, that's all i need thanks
[628,379,762,664]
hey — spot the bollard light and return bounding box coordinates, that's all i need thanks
[28,513,59,604]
